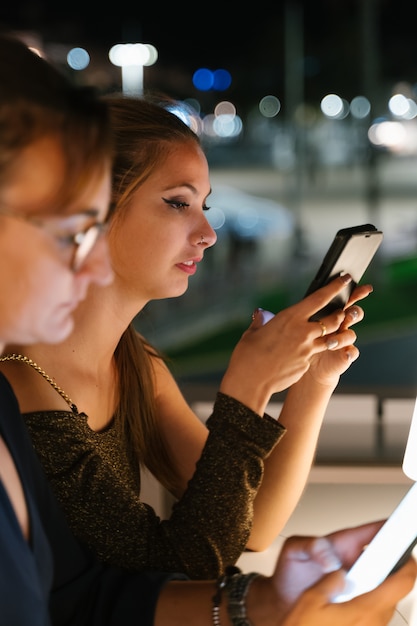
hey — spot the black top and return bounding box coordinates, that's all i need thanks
[0,372,184,625]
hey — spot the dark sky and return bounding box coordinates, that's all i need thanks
[1,0,416,114]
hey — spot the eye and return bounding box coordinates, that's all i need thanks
[203,204,211,212]
[162,197,190,210]
[53,233,77,249]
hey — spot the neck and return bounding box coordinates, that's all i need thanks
[7,282,147,375]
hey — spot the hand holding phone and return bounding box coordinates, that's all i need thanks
[332,481,417,603]
[304,224,383,321]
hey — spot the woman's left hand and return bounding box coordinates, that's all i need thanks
[308,283,372,386]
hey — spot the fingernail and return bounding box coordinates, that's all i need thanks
[345,348,357,362]
[347,307,359,321]
[340,273,352,284]
[326,338,339,350]
[339,577,355,598]
[260,310,275,324]
[251,307,264,321]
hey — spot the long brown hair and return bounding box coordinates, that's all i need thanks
[107,94,202,493]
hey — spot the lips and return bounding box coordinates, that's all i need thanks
[176,259,199,275]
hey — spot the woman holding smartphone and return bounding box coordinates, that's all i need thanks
[0,34,414,626]
[1,94,373,579]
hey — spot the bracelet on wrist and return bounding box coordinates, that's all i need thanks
[212,571,228,626]
[212,566,258,626]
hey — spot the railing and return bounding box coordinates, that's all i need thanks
[179,381,417,464]
[141,382,417,519]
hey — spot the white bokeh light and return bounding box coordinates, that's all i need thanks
[389,94,417,120]
[109,43,158,94]
[321,93,344,119]
[389,94,410,118]
[259,95,281,118]
[213,114,242,138]
[368,121,406,150]
[214,101,236,117]
[350,96,371,119]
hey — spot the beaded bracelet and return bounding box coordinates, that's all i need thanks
[212,566,258,626]
[212,574,226,626]
[224,567,258,626]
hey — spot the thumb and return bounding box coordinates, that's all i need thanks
[251,308,275,327]
[310,569,347,602]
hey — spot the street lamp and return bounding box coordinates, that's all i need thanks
[109,43,158,95]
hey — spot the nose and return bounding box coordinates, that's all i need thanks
[198,217,217,248]
[77,235,114,287]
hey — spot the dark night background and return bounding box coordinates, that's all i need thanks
[3,0,417,398]
[0,1,416,116]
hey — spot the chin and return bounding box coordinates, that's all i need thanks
[41,317,75,345]
[157,285,188,300]
[173,282,189,297]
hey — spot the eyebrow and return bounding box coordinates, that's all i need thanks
[30,209,101,227]
[161,184,213,198]
[60,208,99,218]
[82,208,100,217]
[48,208,100,222]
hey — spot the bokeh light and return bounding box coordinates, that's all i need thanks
[214,101,236,117]
[67,47,90,70]
[213,114,242,138]
[350,96,371,119]
[259,95,281,118]
[109,43,158,67]
[368,120,406,150]
[192,68,231,91]
[192,68,213,91]
[320,93,349,119]
[166,101,203,135]
[388,94,417,120]
[212,69,232,90]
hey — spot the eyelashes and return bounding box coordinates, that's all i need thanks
[162,197,189,210]
[162,197,211,211]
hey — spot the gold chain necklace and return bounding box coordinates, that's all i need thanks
[0,353,78,414]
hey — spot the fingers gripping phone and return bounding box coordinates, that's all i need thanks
[304,224,383,321]
[332,481,417,603]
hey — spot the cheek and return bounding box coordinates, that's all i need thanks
[0,228,76,337]
[20,242,74,302]
[31,259,71,303]
[0,256,72,340]
[109,217,164,273]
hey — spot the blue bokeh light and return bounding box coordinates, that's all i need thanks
[193,68,214,91]
[212,69,232,90]
[192,68,232,92]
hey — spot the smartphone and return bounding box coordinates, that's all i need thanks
[332,481,417,603]
[304,224,383,321]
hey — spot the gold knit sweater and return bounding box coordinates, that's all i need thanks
[23,392,285,579]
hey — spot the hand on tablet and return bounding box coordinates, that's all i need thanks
[331,483,417,603]
[272,522,417,626]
